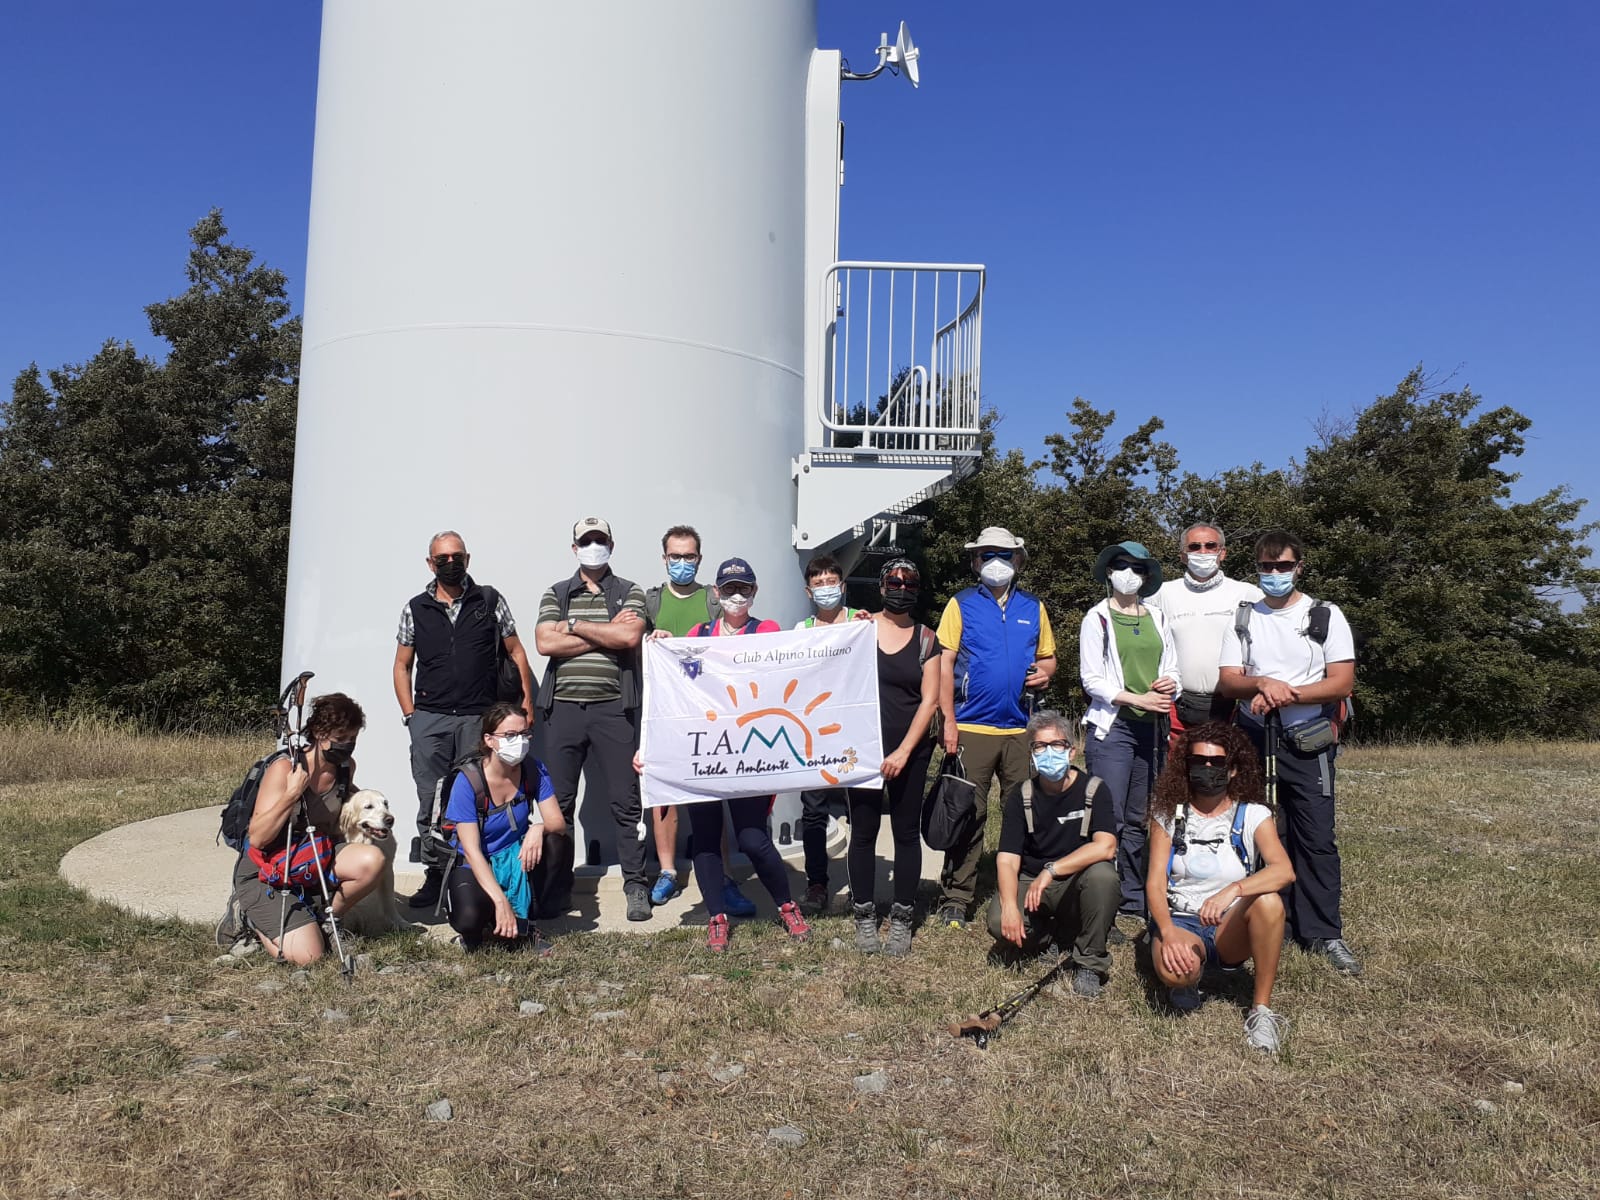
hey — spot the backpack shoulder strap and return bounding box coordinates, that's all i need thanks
[919,624,938,665]
[1021,778,1035,836]
[1230,801,1252,871]
[1306,599,1330,645]
[1081,775,1101,838]
[463,758,492,821]
[1097,611,1109,661]
[1234,601,1255,660]
[1167,801,1189,880]
[644,585,663,627]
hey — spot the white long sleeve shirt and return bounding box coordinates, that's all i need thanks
[1078,598,1180,741]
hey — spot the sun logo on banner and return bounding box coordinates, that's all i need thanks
[706,677,856,785]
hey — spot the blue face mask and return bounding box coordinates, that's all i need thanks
[1259,571,1296,597]
[667,559,698,586]
[810,584,844,611]
[1032,747,1071,781]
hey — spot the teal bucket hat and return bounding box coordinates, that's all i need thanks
[1092,541,1163,598]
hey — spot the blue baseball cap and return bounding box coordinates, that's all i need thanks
[715,557,757,587]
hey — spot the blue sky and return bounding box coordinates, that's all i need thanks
[3,2,1595,517]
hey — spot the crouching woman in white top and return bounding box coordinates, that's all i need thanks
[1145,721,1296,1054]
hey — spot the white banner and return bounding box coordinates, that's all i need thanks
[640,620,883,807]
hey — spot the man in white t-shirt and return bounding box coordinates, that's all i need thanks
[1217,529,1360,976]
[1149,522,1263,732]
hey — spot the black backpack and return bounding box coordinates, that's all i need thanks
[218,749,291,851]
[477,585,529,705]
[922,751,978,852]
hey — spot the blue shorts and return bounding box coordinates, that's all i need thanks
[1152,912,1246,970]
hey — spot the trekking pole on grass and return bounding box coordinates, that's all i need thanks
[948,958,1070,1049]
[304,823,355,981]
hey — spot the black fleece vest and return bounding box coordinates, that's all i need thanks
[409,580,499,715]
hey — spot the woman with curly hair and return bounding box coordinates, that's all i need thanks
[1145,721,1296,1054]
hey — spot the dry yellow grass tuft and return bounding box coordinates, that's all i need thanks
[0,731,1597,1198]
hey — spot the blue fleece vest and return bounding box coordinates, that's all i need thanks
[952,585,1043,730]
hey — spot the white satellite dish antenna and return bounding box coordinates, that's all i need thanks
[841,19,921,88]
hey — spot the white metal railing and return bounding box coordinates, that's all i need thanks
[817,261,984,452]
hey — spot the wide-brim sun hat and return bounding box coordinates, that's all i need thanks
[1093,541,1163,598]
[964,526,1026,562]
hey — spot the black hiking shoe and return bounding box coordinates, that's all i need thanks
[1070,967,1104,1000]
[935,903,967,931]
[1307,937,1363,976]
[624,882,652,922]
[800,881,830,917]
[214,896,247,948]
[407,869,443,910]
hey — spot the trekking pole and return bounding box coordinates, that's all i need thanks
[1265,712,1279,812]
[947,957,1070,1049]
[305,823,355,981]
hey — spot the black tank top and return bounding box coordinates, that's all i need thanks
[878,627,927,747]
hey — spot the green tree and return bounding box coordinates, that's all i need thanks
[0,211,298,723]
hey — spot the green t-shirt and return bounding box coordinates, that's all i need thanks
[1112,612,1162,723]
[654,586,714,638]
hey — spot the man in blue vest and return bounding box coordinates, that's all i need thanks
[933,527,1058,928]
[393,529,535,910]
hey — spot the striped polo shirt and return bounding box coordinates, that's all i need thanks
[538,577,647,702]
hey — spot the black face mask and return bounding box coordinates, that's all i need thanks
[882,587,919,613]
[324,740,356,766]
[434,559,466,587]
[1187,764,1230,795]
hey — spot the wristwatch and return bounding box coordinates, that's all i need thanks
[402,713,412,727]
[567,616,578,634]
[1043,861,1061,880]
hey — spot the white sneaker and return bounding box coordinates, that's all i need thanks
[1244,1004,1289,1055]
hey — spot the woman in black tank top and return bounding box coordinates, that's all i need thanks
[847,560,940,956]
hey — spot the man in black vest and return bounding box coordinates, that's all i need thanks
[393,529,535,909]
[534,516,653,922]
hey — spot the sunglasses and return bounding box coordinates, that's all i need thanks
[577,535,610,547]
[431,552,465,566]
[979,549,1015,562]
[1189,754,1228,767]
[1110,560,1150,574]
[719,585,754,598]
[1186,540,1220,551]
[1257,560,1299,573]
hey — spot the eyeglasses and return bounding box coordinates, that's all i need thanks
[1031,740,1071,752]
[666,554,701,564]
[494,728,529,740]
[1257,559,1299,573]
[979,550,1014,562]
[720,585,754,598]
[431,553,464,566]
[1110,560,1150,574]
[1189,754,1227,767]
[1186,540,1220,551]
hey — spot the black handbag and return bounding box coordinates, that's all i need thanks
[921,750,978,852]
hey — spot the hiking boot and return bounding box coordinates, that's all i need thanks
[624,882,652,923]
[523,926,556,958]
[721,880,757,918]
[1071,967,1104,1000]
[1244,1005,1289,1055]
[649,870,679,906]
[1106,925,1129,947]
[852,902,881,954]
[884,902,915,957]
[800,881,830,916]
[777,901,811,942]
[706,913,730,953]
[935,903,967,931]
[407,869,444,910]
[1168,985,1203,1014]
[214,895,246,948]
[1307,937,1363,976]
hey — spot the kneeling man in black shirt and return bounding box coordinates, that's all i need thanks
[986,710,1119,998]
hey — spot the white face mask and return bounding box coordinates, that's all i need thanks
[979,559,1015,588]
[1109,567,1143,595]
[1186,553,1220,580]
[494,734,529,765]
[576,542,611,568]
[720,592,752,615]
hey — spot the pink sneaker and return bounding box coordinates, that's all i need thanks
[777,901,811,942]
[706,913,730,953]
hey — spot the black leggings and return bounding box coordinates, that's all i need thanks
[846,743,931,907]
[447,864,539,950]
[686,796,791,917]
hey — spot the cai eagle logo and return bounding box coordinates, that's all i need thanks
[688,677,858,785]
[677,649,705,681]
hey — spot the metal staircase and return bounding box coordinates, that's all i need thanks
[793,261,985,555]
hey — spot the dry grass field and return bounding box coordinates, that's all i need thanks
[1,725,1597,1199]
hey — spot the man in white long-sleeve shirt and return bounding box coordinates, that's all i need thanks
[1149,523,1263,735]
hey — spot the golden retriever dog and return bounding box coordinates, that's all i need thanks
[338,789,406,935]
